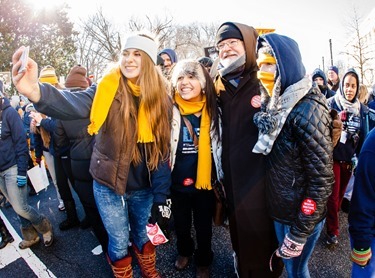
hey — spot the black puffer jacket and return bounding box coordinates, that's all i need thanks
[267,88,334,240]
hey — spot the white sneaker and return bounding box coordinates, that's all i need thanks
[58,202,65,211]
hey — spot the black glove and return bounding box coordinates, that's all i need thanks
[150,200,172,239]
[35,157,42,167]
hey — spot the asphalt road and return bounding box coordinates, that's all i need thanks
[0,182,352,278]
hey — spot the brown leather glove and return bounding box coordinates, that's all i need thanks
[330,109,343,148]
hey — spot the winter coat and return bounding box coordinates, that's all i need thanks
[267,89,334,239]
[54,118,94,161]
[35,83,171,204]
[213,22,281,277]
[256,33,334,242]
[0,97,28,176]
[348,128,375,250]
[327,69,371,162]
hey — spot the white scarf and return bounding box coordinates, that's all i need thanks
[253,77,310,155]
[334,90,360,116]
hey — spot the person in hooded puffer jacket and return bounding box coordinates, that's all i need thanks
[253,33,334,278]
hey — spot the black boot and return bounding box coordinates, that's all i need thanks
[0,225,14,249]
[59,201,80,231]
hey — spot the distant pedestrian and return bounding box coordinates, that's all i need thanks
[197,56,214,74]
[311,68,335,98]
[158,48,178,78]
[326,68,372,248]
[327,66,340,93]
[0,93,54,249]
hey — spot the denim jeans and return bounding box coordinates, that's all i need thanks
[0,165,44,228]
[350,236,375,278]
[44,151,63,205]
[274,219,325,278]
[93,180,153,262]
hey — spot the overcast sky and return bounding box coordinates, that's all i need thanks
[27,0,375,74]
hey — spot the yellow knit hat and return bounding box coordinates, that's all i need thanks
[39,65,59,84]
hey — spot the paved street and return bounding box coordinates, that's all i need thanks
[0,182,352,277]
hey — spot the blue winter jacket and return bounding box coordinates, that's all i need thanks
[349,128,375,250]
[0,97,29,176]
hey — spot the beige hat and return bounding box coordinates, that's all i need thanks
[39,65,59,84]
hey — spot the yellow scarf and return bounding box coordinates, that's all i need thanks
[87,66,154,143]
[174,92,212,190]
[256,53,276,97]
[257,71,275,96]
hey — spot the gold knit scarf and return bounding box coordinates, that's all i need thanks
[174,92,212,190]
[87,66,154,143]
[256,53,276,96]
[257,71,275,96]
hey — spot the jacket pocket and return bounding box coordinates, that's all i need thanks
[89,147,117,191]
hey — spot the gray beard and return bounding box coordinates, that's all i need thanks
[218,55,246,78]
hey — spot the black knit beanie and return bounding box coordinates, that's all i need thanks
[216,23,243,44]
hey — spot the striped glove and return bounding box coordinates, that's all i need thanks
[276,233,305,259]
[351,247,372,267]
[17,175,27,187]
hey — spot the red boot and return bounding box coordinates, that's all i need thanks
[133,241,161,278]
[106,254,133,278]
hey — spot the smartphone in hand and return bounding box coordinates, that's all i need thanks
[18,46,30,74]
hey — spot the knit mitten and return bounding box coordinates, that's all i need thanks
[351,247,372,267]
[17,175,27,187]
[276,233,305,259]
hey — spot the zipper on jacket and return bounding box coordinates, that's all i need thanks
[144,144,152,186]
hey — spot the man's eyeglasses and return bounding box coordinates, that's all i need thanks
[216,39,241,51]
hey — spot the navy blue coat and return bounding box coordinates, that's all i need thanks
[0,97,28,176]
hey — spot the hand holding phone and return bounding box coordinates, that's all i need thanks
[18,46,30,74]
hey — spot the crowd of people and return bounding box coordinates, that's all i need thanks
[0,20,375,278]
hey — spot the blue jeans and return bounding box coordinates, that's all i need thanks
[93,180,153,262]
[350,236,375,277]
[0,165,44,228]
[274,219,325,278]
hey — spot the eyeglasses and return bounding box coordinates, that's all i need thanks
[216,39,241,51]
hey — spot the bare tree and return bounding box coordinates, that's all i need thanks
[75,8,122,81]
[128,14,174,47]
[75,10,220,80]
[341,7,374,85]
